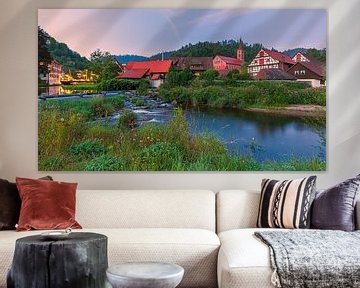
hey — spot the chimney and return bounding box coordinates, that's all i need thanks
[162,51,164,61]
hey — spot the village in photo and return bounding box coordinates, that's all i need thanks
[38,8,326,171]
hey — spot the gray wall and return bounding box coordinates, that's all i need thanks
[0,0,359,190]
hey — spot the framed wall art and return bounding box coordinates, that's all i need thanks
[38,8,326,171]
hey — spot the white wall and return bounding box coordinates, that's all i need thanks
[0,0,359,190]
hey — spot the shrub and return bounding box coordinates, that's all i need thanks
[117,110,137,129]
[106,95,125,109]
[97,79,139,91]
[84,154,127,171]
[131,98,146,107]
[199,69,219,81]
[38,110,85,156]
[137,142,183,170]
[136,79,150,95]
[90,97,114,117]
[39,156,64,171]
[68,139,106,160]
[166,68,194,87]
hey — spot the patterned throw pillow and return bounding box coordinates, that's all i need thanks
[257,176,317,229]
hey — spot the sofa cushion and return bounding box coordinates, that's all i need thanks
[0,228,220,288]
[216,190,260,233]
[16,177,81,231]
[76,190,216,231]
[311,174,360,231]
[0,179,20,231]
[0,176,52,230]
[217,228,277,288]
[257,177,316,229]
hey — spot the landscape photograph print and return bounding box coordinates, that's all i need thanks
[38,8,326,171]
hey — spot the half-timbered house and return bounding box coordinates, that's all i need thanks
[248,48,295,77]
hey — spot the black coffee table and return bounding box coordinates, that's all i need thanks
[7,232,108,288]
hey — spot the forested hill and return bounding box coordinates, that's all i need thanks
[282,47,326,62]
[115,54,149,64]
[45,32,90,72]
[170,40,263,63]
[168,40,326,63]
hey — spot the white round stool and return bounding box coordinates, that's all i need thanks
[106,262,184,288]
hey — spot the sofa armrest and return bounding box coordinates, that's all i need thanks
[356,200,360,230]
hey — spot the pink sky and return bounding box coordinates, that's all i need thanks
[38,9,326,58]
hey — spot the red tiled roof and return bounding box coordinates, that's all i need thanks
[217,55,242,66]
[263,49,295,65]
[253,68,297,80]
[126,60,172,74]
[117,68,148,79]
[151,74,160,80]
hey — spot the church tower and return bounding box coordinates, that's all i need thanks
[236,38,245,65]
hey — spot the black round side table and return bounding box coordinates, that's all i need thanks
[7,232,108,288]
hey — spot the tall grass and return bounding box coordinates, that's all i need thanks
[159,81,326,109]
[39,95,124,120]
[38,104,325,171]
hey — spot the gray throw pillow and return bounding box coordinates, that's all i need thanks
[311,174,360,231]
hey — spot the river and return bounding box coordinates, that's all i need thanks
[39,90,326,163]
[108,93,325,162]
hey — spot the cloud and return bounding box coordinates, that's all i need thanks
[188,9,253,26]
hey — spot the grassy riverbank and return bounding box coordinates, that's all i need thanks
[61,79,141,92]
[159,80,326,110]
[38,95,325,171]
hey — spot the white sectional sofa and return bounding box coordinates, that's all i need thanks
[1,189,359,288]
[0,190,220,288]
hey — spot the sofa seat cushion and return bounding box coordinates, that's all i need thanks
[0,228,220,288]
[218,228,281,288]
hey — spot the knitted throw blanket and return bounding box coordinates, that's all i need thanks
[255,230,360,288]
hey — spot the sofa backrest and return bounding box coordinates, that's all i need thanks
[217,190,360,232]
[216,190,260,233]
[76,190,216,231]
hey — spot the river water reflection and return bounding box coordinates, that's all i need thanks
[184,108,325,162]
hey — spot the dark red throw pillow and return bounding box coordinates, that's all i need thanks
[0,176,53,230]
[16,177,82,231]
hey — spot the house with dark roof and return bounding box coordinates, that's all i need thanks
[287,52,326,87]
[117,60,172,88]
[213,44,245,75]
[248,48,295,78]
[171,57,213,76]
[252,68,297,81]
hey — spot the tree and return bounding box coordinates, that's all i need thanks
[306,48,326,62]
[88,49,120,82]
[166,68,193,87]
[38,26,52,74]
[199,69,219,81]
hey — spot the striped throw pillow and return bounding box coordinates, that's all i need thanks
[257,176,317,229]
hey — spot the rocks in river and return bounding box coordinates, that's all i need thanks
[95,90,176,127]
